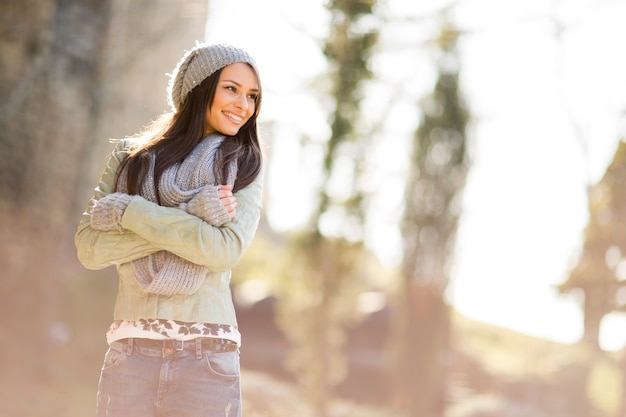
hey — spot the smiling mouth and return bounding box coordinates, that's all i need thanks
[223,111,243,124]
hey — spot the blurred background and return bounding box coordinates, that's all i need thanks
[1,0,626,416]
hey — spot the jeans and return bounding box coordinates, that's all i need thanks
[97,339,241,417]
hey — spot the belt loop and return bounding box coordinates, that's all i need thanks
[176,340,185,352]
[125,338,134,355]
[195,338,202,359]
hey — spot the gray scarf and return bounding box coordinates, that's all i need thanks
[118,134,237,295]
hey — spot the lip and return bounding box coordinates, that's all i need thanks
[223,111,244,125]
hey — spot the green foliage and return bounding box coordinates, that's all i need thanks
[272,1,380,415]
[319,0,379,216]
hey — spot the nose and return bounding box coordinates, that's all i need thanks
[234,93,249,111]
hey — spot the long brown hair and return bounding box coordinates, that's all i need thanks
[114,65,263,203]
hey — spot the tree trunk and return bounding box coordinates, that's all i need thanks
[392,281,450,416]
[392,19,468,417]
[0,0,112,374]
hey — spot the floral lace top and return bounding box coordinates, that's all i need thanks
[106,319,241,346]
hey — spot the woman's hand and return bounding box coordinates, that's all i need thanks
[218,185,238,220]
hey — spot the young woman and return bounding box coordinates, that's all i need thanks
[75,43,263,417]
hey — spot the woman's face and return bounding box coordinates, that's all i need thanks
[204,63,259,136]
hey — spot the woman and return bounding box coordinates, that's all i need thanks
[75,43,263,417]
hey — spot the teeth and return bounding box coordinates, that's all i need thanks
[224,112,243,122]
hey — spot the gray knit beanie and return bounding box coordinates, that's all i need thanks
[167,42,259,112]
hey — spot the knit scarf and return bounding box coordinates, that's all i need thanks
[118,134,237,295]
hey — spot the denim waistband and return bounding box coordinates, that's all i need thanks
[111,337,238,359]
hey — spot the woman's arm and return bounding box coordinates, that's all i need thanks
[75,140,263,272]
[120,175,263,271]
[75,140,162,270]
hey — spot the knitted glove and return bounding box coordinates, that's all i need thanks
[91,192,134,232]
[180,185,230,227]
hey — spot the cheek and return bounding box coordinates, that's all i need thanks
[247,104,257,120]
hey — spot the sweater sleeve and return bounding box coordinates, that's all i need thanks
[75,140,162,270]
[120,174,263,271]
[75,140,264,272]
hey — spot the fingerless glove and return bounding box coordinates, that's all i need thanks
[91,192,134,232]
[180,185,230,227]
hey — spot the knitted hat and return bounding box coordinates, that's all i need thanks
[167,42,259,112]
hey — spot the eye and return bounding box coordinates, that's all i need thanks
[225,86,237,93]
[248,93,259,101]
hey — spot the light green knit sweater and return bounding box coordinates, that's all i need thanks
[75,138,263,327]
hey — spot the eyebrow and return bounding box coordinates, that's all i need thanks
[222,79,259,92]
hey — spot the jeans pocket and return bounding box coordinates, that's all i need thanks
[102,346,125,371]
[203,351,240,379]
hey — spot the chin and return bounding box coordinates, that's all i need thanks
[222,128,240,136]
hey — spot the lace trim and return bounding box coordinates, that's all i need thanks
[106,319,241,346]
